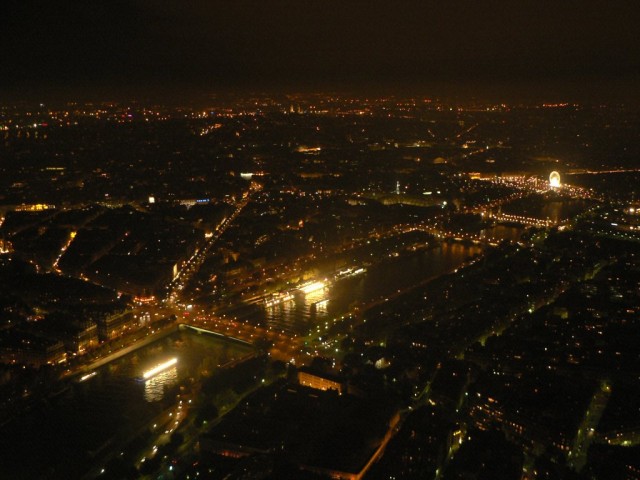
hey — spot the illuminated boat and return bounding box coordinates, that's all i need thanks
[298,281,325,294]
[138,357,178,381]
[77,371,97,383]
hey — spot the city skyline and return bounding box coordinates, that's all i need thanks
[1,97,640,479]
[1,2,640,478]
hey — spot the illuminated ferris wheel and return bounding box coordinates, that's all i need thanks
[549,171,561,188]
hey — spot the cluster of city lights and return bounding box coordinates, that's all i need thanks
[264,293,295,308]
[299,281,326,294]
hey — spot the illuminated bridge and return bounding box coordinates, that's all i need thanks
[178,323,253,347]
[485,212,557,228]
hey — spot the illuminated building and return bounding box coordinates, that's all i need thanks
[298,367,343,393]
[14,203,56,212]
[0,331,67,367]
[39,318,99,355]
[470,393,572,455]
[95,312,136,341]
[0,239,12,254]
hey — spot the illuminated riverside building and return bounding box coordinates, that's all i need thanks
[36,317,99,356]
[0,332,66,367]
[95,311,136,341]
[63,322,98,355]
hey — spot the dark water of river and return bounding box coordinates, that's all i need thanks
[502,197,591,223]
[0,332,251,479]
[255,242,483,335]
[480,224,524,243]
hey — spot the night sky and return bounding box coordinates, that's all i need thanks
[2,1,640,99]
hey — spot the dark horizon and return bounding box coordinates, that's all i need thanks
[3,76,640,107]
[3,1,640,103]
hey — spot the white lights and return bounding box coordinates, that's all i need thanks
[142,358,178,380]
[78,371,97,382]
[549,171,561,188]
[299,281,325,294]
[264,293,294,308]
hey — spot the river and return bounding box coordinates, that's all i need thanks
[0,331,252,479]
[0,241,487,478]
[248,242,484,335]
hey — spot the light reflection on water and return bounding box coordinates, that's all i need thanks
[259,243,483,336]
[504,199,590,223]
[304,287,328,305]
[314,299,329,314]
[144,366,178,403]
[86,332,252,410]
[0,331,254,479]
[480,225,523,242]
